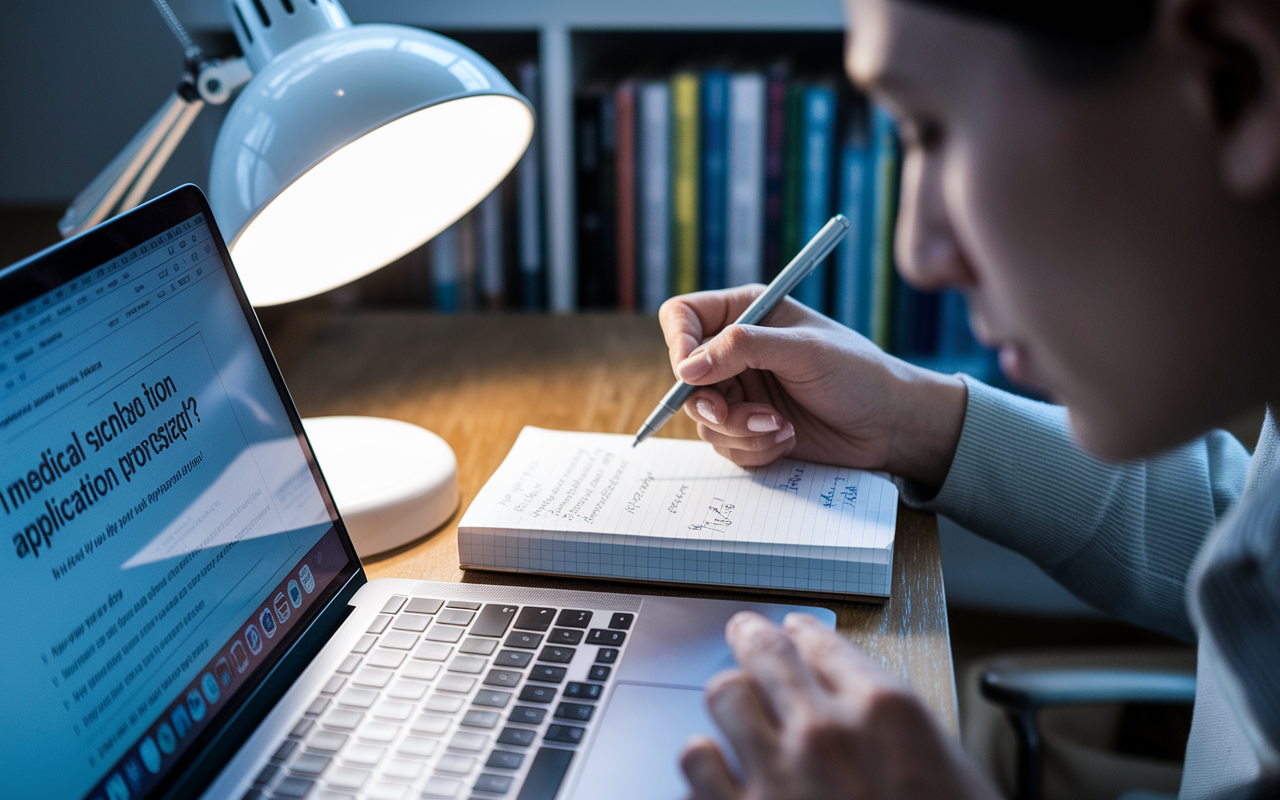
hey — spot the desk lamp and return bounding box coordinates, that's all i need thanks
[61,0,534,557]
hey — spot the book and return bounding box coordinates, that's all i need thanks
[792,84,836,312]
[614,81,638,312]
[516,61,544,311]
[575,90,616,308]
[761,68,788,281]
[779,83,805,276]
[671,71,701,297]
[478,188,504,309]
[868,105,900,349]
[637,81,671,313]
[457,209,478,310]
[834,104,872,334]
[458,427,900,599]
[432,222,459,312]
[699,70,730,291]
[726,72,766,288]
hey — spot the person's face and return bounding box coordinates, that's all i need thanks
[846,0,1280,460]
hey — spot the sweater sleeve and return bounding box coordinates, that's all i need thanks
[898,376,1251,642]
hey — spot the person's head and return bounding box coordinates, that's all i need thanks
[845,0,1280,460]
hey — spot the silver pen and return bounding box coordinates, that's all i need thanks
[632,213,851,447]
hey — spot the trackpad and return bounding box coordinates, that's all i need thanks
[567,682,741,800]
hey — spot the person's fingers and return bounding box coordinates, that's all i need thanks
[688,398,796,443]
[680,736,742,800]
[686,389,729,426]
[703,669,780,772]
[659,286,768,371]
[698,422,796,454]
[782,613,884,697]
[724,612,827,718]
[674,320,817,387]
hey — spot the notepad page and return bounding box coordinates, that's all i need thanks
[460,427,897,578]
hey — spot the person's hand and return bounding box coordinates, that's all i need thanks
[658,286,967,488]
[680,612,1000,800]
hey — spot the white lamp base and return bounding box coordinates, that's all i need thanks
[302,415,459,559]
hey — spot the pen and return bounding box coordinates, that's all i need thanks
[632,213,851,447]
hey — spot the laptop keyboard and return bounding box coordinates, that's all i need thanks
[243,596,636,800]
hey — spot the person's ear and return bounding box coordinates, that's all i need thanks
[1163,0,1280,195]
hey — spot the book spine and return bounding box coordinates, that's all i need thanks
[699,70,730,291]
[671,72,701,297]
[458,210,477,311]
[516,61,544,310]
[614,82,638,312]
[432,222,459,312]
[762,69,788,281]
[637,82,671,313]
[793,85,836,312]
[478,188,504,309]
[726,72,766,288]
[599,94,618,307]
[833,117,870,331]
[575,92,608,308]
[780,83,805,276]
[868,106,900,350]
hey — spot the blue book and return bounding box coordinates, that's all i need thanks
[699,71,730,291]
[867,106,900,349]
[432,223,460,312]
[793,85,836,312]
[834,106,872,334]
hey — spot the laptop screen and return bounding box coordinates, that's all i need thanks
[0,189,360,800]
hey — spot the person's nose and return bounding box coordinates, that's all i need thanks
[895,150,974,292]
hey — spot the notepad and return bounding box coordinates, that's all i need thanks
[458,427,899,600]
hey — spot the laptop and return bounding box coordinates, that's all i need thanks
[0,185,835,800]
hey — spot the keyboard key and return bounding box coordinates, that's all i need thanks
[447,655,488,674]
[587,665,611,682]
[352,668,393,689]
[555,609,592,628]
[425,625,465,643]
[253,764,278,786]
[512,607,556,632]
[367,782,409,800]
[446,600,481,610]
[308,730,347,752]
[435,754,476,775]
[474,774,513,794]
[379,631,418,650]
[504,631,542,649]
[366,649,407,669]
[519,685,556,704]
[359,722,400,744]
[324,709,363,730]
[335,655,361,674]
[544,724,585,744]
[290,752,329,775]
[290,718,315,738]
[461,709,500,729]
[397,736,438,758]
[493,649,532,668]
[307,697,330,716]
[386,679,428,701]
[327,766,371,789]
[537,646,575,664]
[609,612,634,630]
[344,744,386,766]
[437,675,477,694]
[546,628,583,646]
[528,665,567,684]
[372,700,413,721]
[405,597,444,615]
[586,629,626,646]
[391,613,431,632]
[486,750,525,770]
[401,661,442,681]
[472,604,519,637]
[338,688,378,709]
[496,727,536,747]
[421,776,463,798]
[459,637,498,656]
[321,676,345,695]
[367,615,393,634]
[381,596,407,615]
[483,669,522,689]
[425,694,465,713]
[437,608,475,626]
[414,642,453,661]
[554,702,594,722]
[351,634,377,654]
[518,747,575,799]
[382,757,423,780]
[564,682,602,700]
[508,706,546,725]
[448,731,489,752]
[273,740,299,762]
[273,777,314,797]
[410,714,451,735]
[472,690,512,708]
[595,648,619,664]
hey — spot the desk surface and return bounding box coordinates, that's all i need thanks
[268,310,957,734]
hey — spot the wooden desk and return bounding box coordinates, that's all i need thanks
[268,310,957,733]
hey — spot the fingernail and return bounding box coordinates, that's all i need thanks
[747,413,780,433]
[677,350,712,382]
[775,423,795,444]
[695,398,721,425]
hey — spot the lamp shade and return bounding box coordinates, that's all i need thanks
[208,23,533,306]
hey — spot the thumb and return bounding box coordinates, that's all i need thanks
[675,324,809,386]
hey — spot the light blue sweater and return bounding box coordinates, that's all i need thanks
[900,377,1279,798]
